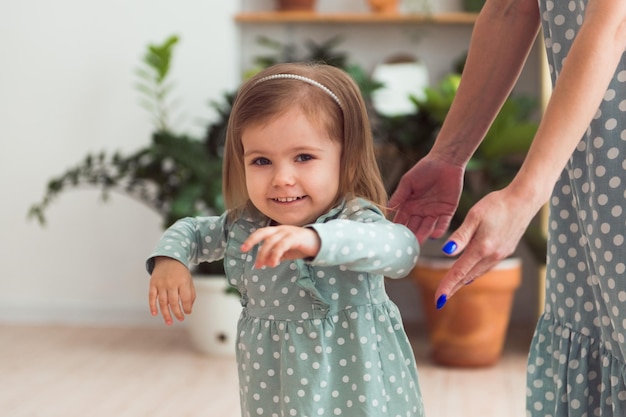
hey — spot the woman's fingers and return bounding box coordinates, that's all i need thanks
[432,191,527,308]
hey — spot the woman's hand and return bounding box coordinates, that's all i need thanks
[241,225,321,268]
[434,186,540,307]
[389,155,465,243]
[148,257,196,325]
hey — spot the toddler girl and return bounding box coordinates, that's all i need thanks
[147,62,424,417]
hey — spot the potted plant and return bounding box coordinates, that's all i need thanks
[28,35,227,245]
[372,58,544,367]
[28,35,242,356]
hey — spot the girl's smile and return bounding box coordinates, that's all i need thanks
[272,196,306,203]
[242,107,341,226]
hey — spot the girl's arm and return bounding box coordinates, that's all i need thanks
[146,213,229,273]
[308,218,419,278]
[147,213,229,325]
[241,208,419,278]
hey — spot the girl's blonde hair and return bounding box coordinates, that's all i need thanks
[223,62,387,217]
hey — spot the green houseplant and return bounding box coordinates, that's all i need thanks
[28,35,229,276]
[28,35,241,356]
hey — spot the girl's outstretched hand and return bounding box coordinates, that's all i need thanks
[389,156,465,243]
[434,187,538,307]
[149,257,196,326]
[241,225,321,268]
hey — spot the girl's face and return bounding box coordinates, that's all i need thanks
[241,107,341,226]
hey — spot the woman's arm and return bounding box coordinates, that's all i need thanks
[435,0,626,302]
[430,0,541,166]
[507,0,626,208]
[389,0,541,240]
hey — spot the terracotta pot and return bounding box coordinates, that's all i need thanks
[276,0,316,11]
[412,257,521,367]
[367,0,399,13]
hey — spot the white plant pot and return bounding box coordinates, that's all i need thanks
[371,60,429,117]
[188,275,241,357]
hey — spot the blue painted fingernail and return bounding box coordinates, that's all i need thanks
[442,241,457,255]
[436,295,447,310]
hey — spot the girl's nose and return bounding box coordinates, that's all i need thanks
[272,164,296,187]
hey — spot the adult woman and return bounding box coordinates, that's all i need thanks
[390,0,626,415]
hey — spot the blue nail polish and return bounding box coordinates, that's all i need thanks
[442,241,457,255]
[436,295,447,310]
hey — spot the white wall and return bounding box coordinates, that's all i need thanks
[0,0,541,327]
[0,0,239,326]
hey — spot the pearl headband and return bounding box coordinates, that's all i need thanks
[254,73,343,108]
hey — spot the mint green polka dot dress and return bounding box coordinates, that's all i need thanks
[527,1,626,415]
[148,198,424,417]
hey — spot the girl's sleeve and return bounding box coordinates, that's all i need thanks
[145,212,229,273]
[308,208,419,279]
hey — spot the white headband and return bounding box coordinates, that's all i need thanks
[254,73,342,108]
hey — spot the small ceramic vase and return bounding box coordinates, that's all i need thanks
[370,56,429,117]
[367,0,400,13]
[276,0,316,11]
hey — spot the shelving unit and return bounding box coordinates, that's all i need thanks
[234,11,491,91]
[235,11,479,24]
[233,9,547,83]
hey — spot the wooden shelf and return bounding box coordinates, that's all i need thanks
[235,12,478,25]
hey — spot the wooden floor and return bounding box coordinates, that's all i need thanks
[0,322,534,417]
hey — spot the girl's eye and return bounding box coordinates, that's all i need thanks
[296,154,313,162]
[252,157,271,166]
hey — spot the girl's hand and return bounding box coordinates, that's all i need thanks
[241,226,321,268]
[148,257,196,325]
[434,187,539,306]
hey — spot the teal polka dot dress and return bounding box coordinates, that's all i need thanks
[148,198,424,417]
[527,1,626,415]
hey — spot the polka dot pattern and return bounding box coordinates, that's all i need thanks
[149,198,423,417]
[528,1,626,416]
